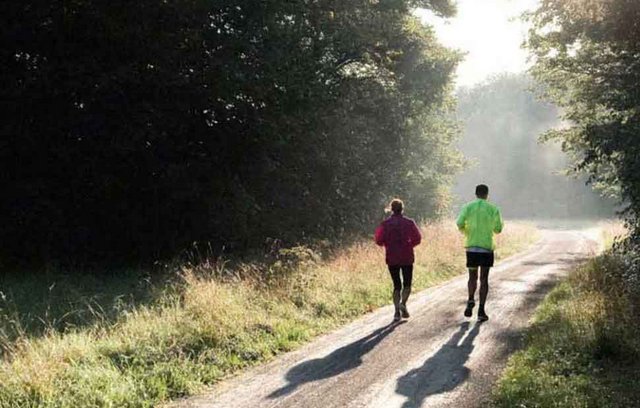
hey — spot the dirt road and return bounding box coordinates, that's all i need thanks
[178,229,599,408]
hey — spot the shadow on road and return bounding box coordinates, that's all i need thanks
[395,321,482,408]
[268,320,404,398]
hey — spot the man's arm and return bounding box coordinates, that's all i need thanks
[494,207,504,234]
[375,224,385,246]
[456,205,467,232]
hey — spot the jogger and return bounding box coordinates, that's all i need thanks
[456,184,503,322]
[375,199,422,321]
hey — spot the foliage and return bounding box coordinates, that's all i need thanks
[0,0,462,264]
[526,0,640,228]
[0,222,538,407]
[454,73,615,218]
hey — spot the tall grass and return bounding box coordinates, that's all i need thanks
[492,222,640,407]
[0,221,537,407]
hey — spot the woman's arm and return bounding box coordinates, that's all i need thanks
[410,221,422,247]
[375,224,385,246]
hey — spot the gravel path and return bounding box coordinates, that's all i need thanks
[175,229,599,408]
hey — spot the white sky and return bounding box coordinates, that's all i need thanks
[415,0,540,88]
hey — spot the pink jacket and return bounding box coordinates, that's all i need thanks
[375,214,422,266]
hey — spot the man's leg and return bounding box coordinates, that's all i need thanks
[399,265,413,318]
[467,267,478,301]
[465,267,478,317]
[478,266,490,321]
[389,266,402,321]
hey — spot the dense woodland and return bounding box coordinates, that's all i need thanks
[453,74,615,219]
[1,1,462,264]
[4,0,636,267]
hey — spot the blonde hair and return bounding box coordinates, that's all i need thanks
[387,198,404,214]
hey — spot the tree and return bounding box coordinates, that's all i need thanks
[526,0,640,230]
[0,1,461,264]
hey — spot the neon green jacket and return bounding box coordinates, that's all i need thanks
[456,199,503,250]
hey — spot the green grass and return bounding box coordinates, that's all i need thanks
[492,223,640,408]
[0,221,538,408]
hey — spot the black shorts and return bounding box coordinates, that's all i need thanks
[466,251,494,268]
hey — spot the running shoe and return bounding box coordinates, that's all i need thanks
[464,300,475,317]
[400,304,410,319]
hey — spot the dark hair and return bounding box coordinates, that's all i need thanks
[388,198,404,214]
[475,184,489,197]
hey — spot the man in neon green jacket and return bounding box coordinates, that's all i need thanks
[456,184,503,322]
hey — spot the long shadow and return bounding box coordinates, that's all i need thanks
[395,321,482,408]
[269,321,404,398]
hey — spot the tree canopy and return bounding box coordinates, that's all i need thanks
[0,1,461,263]
[526,0,639,229]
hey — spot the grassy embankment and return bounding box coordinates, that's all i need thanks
[0,221,537,407]
[492,222,640,407]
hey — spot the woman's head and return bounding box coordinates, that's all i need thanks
[388,198,404,215]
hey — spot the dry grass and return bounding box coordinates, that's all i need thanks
[599,219,628,249]
[0,220,537,407]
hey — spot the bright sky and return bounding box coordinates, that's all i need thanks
[415,0,540,88]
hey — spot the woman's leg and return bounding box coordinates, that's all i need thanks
[389,266,402,318]
[400,265,413,303]
[399,265,413,317]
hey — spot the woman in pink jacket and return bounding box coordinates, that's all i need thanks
[375,199,422,321]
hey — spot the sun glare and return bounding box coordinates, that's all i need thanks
[416,0,540,88]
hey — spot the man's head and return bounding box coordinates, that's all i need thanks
[389,198,404,215]
[475,184,489,199]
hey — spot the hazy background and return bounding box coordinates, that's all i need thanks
[419,0,616,219]
[451,74,616,218]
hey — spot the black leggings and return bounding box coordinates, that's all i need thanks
[388,265,413,291]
